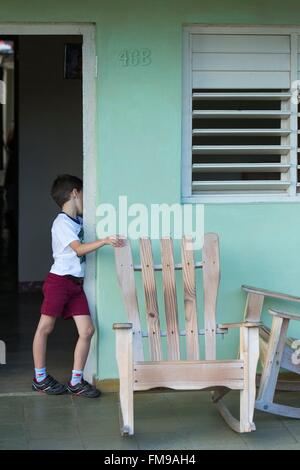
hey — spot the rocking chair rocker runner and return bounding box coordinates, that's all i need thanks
[113,233,260,435]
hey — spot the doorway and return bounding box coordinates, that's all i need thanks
[0,37,17,294]
[0,24,97,393]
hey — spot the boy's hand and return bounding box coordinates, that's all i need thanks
[105,235,126,247]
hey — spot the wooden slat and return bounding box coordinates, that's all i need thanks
[240,326,259,432]
[115,328,134,435]
[241,285,300,304]
[260,326,300,375]
[269,308,300,322]
[161,237,180,360]
[181,236,199,360]
[202,233,220,360]
[192,71,290,89]
[215,400,242,433]
[140,238,162,361]
[219,322,262,329]
[256,316,289,404]
[134,261,203,271]
[192,53,290,71]
[192,34,290,54]
[133,360,244,391]
[114,240,144,361]
[193,181,290,192]
[243,292,264,323]
[193,163,290,173]
[193,129,291,136]
[256,400,300,419]
[141,326,228,337]
[192,92,292,100]
[192,145,290,155]
[192,110,290,119]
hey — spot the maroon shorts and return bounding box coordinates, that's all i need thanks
[41,272,90,320]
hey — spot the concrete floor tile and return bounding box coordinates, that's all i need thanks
[77,417,120,438]
[136,431,193,450]
[0,398,25,424]
[82,435,139,450]
[24,404,76,422]
[134,416,182,434]
[25,419,80,440]
[281,421,300,442]
[23,395,73,409]
[186,435,248,450]
[0,422,26,441]
[72,394,116,408]
[29,437,84,450]
[241,427,297,450]
[75,405,119,422]
[0,438,29,450]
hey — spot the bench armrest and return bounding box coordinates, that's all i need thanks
[241,285,300,304]
[219,321,262,330]
[113,323,133,330]
[268,309,300,322]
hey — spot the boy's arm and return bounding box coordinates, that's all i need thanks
[70,235,125,257]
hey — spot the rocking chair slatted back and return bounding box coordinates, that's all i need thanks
[115,233,220,361]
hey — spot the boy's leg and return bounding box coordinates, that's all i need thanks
[33,314,56,369]
[67,315,100,398]
[72,315,95,371]
[32,314,67,394]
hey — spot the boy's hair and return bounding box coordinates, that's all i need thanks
[51,174,83,208]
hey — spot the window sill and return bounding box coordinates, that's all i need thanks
[182,194,300,204]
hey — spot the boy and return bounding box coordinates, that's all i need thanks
[32,174,124,397]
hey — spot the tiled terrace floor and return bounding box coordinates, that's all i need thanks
[1,209,300,450]
[1,390,300,450]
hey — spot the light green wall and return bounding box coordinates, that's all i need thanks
[2,0,300,379]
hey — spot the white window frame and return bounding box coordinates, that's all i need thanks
[181,25,300,204]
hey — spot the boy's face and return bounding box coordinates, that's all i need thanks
[74,189,83,215]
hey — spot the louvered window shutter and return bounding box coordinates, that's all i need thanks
[182,31,300,201]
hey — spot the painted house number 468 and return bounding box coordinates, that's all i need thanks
[119,48,152,66]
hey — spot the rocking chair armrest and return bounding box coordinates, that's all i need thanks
[241,285,300,304]
[268,308,300,322]
[218,321,262,330]
[113,323,133,330]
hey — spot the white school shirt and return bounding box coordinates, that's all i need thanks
[50,212,86,277]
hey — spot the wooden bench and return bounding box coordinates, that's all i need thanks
[113,233,260,435]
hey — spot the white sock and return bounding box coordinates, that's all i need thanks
[71,370,83,386]
[35,367,47,383]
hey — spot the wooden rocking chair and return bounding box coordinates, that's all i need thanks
[113,233,260,435]
[241,285,300,418]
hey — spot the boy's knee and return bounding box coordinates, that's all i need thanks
[79,325,95,340]
[37,322,55,336]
